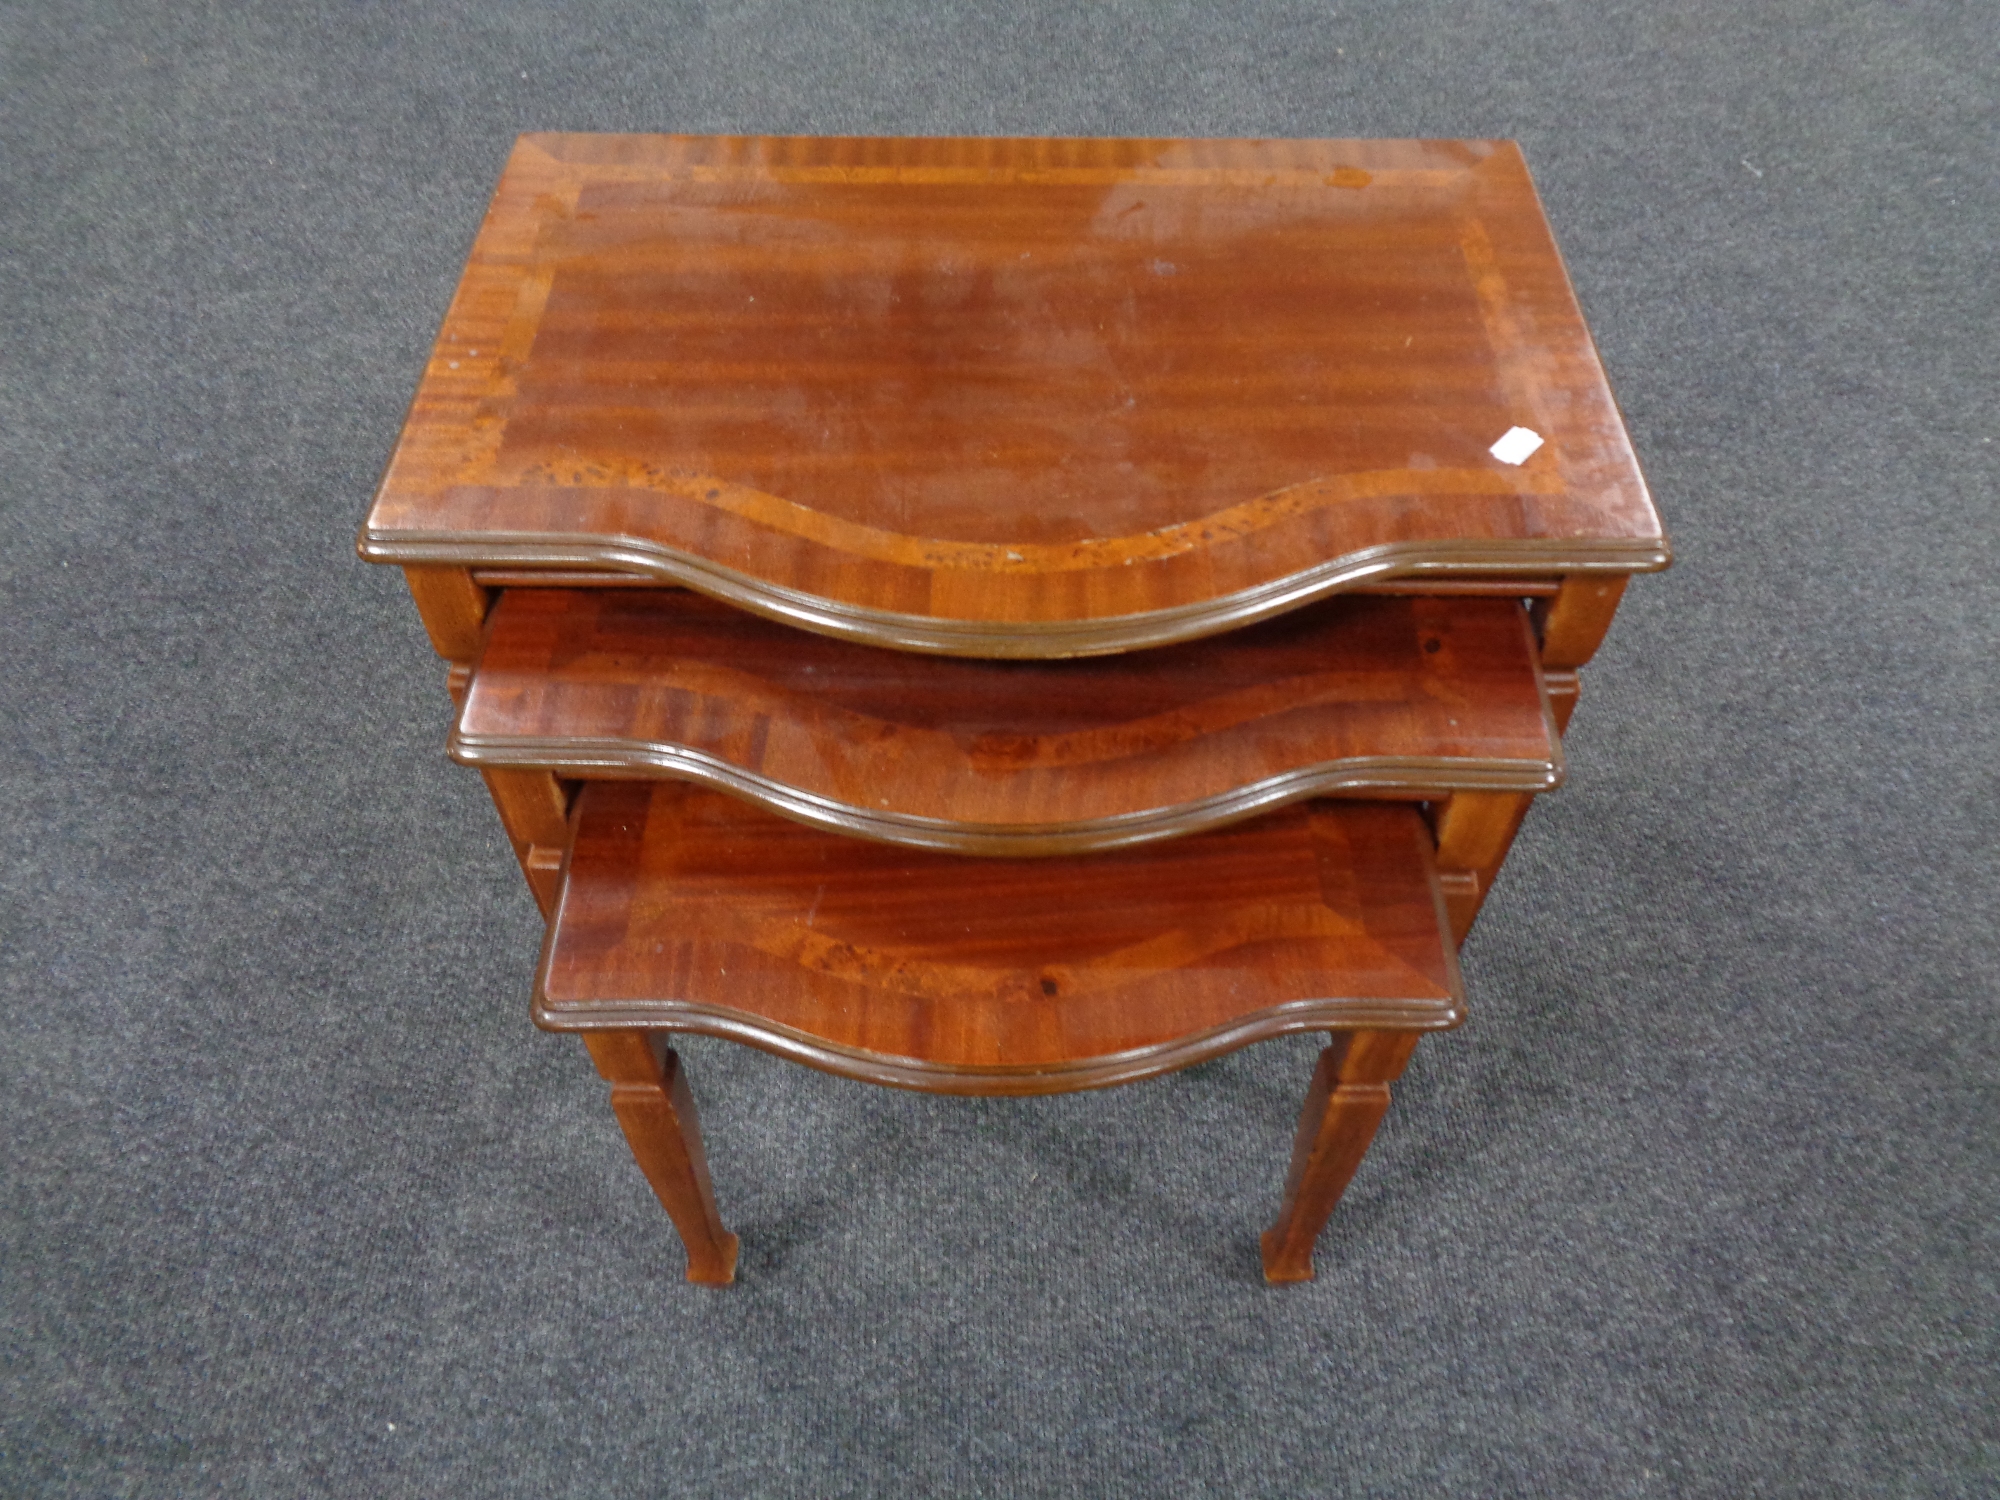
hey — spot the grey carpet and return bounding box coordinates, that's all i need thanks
[2,2,1994,1494]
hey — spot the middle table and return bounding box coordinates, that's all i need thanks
[451,586,1563,857]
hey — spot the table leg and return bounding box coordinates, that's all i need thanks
[399,565,571,913]
[1544,669,1580,733]
[1532,574,1629,734]
[1260,1031,1420,1284]
[1533,574,1627,671]
[402,564,490,661]
[1434,790,1532,945]
[583,1031,739,1285]
[482,767,571,916]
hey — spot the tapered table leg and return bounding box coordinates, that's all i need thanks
[1260,1031,1420,1284]
[583,1031,740,1285]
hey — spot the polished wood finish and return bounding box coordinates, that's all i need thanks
[535,783,1463,1095]
[361,134,1668,657]
[583,1032,738,1284]
[1260,1031,1420,1282]
[455,588,1562,854]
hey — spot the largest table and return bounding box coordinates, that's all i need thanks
[362,135,1667,1284]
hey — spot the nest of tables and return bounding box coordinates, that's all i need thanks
[362,134,1667,1285]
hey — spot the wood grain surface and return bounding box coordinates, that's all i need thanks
[456,588,1561,854]
[362,134,1668,656]
[534,782,1463,1094]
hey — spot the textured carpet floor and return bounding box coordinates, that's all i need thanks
[2,2,1994,1495]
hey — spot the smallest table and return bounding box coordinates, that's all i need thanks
[539,783,1465,1284]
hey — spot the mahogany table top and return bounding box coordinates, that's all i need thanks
[455,588,1561,854]
[535,782,1463,1094]
[363,134,1666,656]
